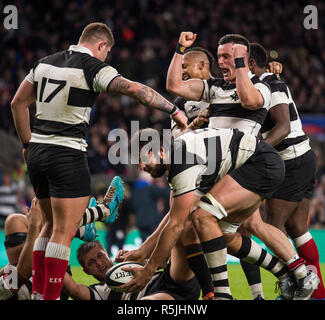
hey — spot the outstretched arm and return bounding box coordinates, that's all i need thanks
[115,211,171,263]
[166,32,205,101]
[121,192,195,293]
[63,272,91,300]
[108,76,188,130]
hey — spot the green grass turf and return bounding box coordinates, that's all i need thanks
[70,263,325,300]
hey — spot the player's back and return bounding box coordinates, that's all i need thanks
[25,45,119,151]
[168,128,257,196]
[32,50,97,125]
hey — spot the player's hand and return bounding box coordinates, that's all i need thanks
[114,249,146,264]
[179,32,197,48]
[191,108,210,129]
[26,197,43,229]
[172,110,188,131]
[232,44,248,59]
[120,265,153,293]
[267,61,283,78]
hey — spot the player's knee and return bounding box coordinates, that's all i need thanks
[191,208,215,232]
[4,213,28,234]
[180,219,199,246]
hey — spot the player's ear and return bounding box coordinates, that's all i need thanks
[199,60,205,70]
[98,40,107,51]
[248,58,255,70]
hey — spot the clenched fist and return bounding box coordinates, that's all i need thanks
[179,31,197,48]
[232,43,248,58]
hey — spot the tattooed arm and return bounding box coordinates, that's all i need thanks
[108,76,188,130]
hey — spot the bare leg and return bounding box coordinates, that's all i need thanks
[4,214,28,265]
[241,208,296,262]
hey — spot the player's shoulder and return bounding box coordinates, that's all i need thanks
[262,73,288,94]
[34,50,77,69]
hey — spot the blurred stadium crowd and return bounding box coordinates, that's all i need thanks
[0,0,325,248]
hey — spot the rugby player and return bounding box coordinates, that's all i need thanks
[170,45,265,300]
[248,42,325,300]
[123,127,319,300]
[169,47,215,300]
[10,22,187,300]
[164,32,317,299]
[0,186,119,300]
[63,235,200,300]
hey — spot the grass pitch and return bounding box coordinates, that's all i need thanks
[70,263,325,300]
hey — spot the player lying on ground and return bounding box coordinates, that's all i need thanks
[0,177,123,300]
[63,235,200,300]
[120,127,319,300]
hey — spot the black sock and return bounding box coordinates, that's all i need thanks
[185,244,214,296]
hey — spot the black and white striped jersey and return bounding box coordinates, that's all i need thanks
[25,45,120,151]
[168,128,257,197]
[88,272,160,300]
[88,282,139,300]
[201,73,271,136]
[170,97,209,137]
[259,73,310,160]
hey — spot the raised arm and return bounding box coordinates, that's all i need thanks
[16,198,42,283]
[232,44,266,110]
[108,76,188,130]
[166,32,204,101]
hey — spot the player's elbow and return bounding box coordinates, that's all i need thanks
[278,122,290,139]
[166,80,181,96]
[10,99,18,111]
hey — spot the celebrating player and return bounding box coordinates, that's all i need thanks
[248,42,325,300]
[164,31,318,299]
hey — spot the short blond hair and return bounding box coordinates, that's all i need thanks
[79,22,115,47]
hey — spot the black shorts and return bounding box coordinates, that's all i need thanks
[144,263,201,300]
[271,149,316,202]
[27,143,91,199]
[229,141,285,199]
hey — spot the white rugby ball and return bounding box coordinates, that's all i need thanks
[105,261,142,292]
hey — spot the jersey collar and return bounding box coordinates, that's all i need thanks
[68,45,93,56]
[259,72,273,81]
